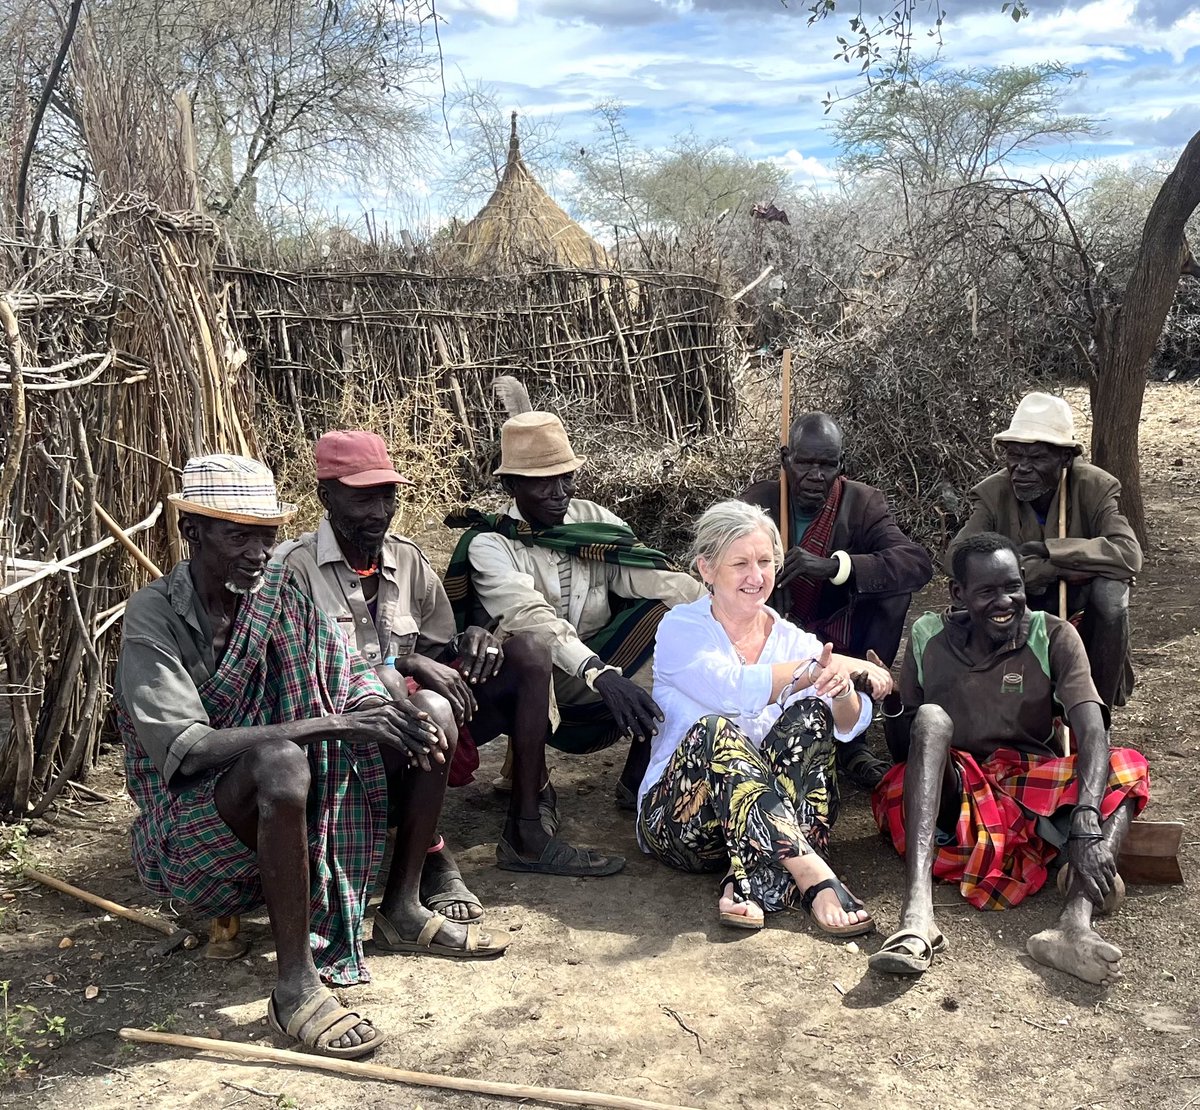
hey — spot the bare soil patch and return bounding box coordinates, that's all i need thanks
[2,384,1196,1110]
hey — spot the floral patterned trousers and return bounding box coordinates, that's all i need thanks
[637,699,839,913]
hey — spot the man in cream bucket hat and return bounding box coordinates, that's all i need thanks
[444,412,703,875]
[953,393,1142,707]
[117,454,504,1061]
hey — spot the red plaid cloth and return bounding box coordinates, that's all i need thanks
[788,475,852,650]
[872,746,1150,910]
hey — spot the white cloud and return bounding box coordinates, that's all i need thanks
[769,149,837,183]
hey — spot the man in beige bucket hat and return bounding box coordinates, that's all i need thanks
[444,411,704,874]
[952,393,1142,707]
[116,454,507,1062]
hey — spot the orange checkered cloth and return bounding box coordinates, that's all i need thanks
[872,746,1150,910]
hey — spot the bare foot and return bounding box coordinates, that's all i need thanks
[719,881,764,927]
[1026,925,1122,985]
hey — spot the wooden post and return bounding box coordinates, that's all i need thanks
[1057,467,1071,757]
[778,347,792,547]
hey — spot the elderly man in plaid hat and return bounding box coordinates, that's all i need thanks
[116,455,507,1063]
[868,532,1149,984]
[953,392,1143,709]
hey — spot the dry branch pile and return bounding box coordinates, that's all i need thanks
[0,27,254,818]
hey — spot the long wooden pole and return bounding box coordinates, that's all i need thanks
[118,1028,705,1110]
[778,347,793,547]
[1057,467,1071,757]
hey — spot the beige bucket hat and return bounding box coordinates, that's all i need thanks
[494,412,587,477]
[169,454,297,525]
[992,392,1082,452]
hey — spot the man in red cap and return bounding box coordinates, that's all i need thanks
[278,430,620,915]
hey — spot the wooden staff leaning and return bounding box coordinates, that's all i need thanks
[779,347,792,547]
[1057,466,1071,757]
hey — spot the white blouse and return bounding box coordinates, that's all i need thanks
[637,596,873,817]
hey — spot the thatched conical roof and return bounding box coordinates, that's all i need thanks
[447,113,608,272]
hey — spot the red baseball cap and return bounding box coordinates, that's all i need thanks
[315,430,413,487]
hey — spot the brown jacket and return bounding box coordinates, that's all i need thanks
[953,461,1142,594]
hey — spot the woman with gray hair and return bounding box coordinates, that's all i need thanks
[638,500,892,934]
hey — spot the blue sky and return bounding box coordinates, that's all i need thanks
[346,0,1200,226]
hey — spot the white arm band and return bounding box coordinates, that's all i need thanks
[830,550,852,587]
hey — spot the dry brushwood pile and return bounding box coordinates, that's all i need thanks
[226,261,742,529]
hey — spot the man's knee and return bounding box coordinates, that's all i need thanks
[411,689,458,750]
[500,632,552,681]
[1086,577,1130,621]
[911,705,954,753]
[241,738,311,808]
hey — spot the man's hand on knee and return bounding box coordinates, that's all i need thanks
[400,655,476,725]
[593,672,664,742]
[343,702,444,771]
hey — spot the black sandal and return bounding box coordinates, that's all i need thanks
[718,872,764,931]
[799,876,875,937]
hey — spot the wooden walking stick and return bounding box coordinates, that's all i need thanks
[24,868,198,953]
[1057,467,1071,757]
[778,347,792,547]
[118,1028,706,1110]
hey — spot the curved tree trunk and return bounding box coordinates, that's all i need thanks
[1090,129,1200,546]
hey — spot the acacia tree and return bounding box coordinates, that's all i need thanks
[7,0,435,228]
[835,61,1093,190]
[568,100,794,250]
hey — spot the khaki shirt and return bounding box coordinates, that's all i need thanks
[466,498,704,677]
[274,517,456,667]
[114,562,219,788]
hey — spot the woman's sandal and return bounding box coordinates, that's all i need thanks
[1056,865,1125,914]
[798,876,875,937]
[266,986,383,1059]
[373,910,510,959]
[868,928,948,975]
[718,874,764,931]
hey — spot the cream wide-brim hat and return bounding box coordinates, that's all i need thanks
[169,453,297,526]
[992,392,1082,453]
[494,411,587,477]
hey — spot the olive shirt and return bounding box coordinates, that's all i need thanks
[114,562,222,790]
[273,516,455,667]
[883,608,1104,761]
[953,461,1142,595]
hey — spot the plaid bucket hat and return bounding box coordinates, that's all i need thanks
[169,454,297,526]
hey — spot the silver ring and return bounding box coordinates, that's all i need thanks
[485,646,501,656]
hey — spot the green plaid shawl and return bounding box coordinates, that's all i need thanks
[442,508,678,754]
[442,507,678,634]
[122,562,389,986]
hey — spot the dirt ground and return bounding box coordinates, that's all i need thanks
[1,383,1196,1110]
